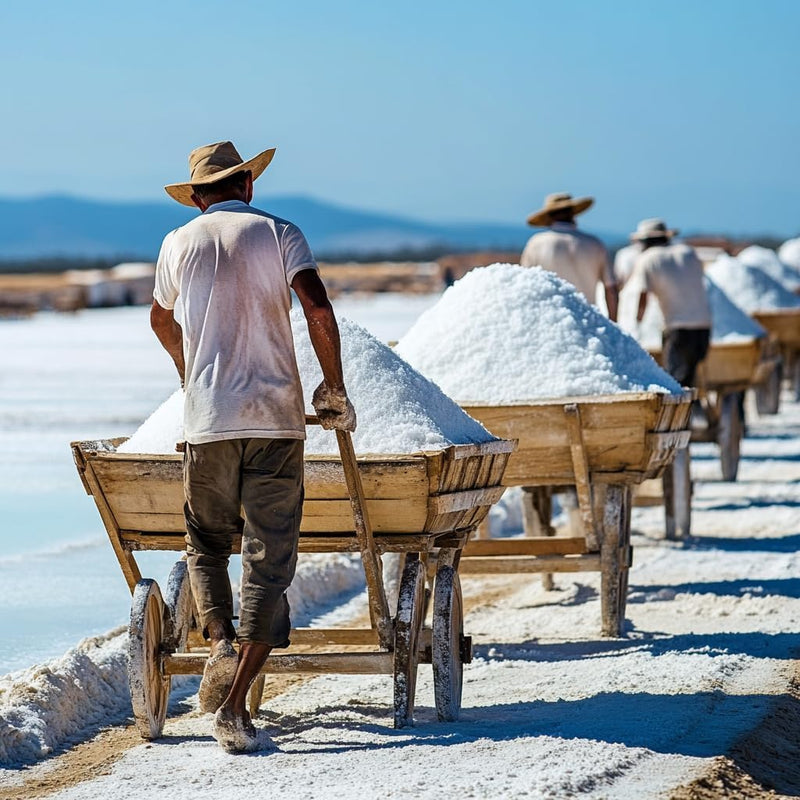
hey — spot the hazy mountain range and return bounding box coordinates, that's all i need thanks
[0,195,550,261]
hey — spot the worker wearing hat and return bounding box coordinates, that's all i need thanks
[151,141,355,753]
[631,218,711,386]
[521,193,619,320]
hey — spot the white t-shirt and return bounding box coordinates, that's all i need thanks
[154,200,316,444]
[520,222,614,304]
[613,243,642,288]
[633,243,711,331]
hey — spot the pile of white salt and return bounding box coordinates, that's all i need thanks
[706,255,800,313]
[119,314,494,455]
[395,263,680,403]
[778,237,800,272]
[736,245,800,292]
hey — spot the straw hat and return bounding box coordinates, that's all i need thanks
[526,192,594,227]
[164,141,276,206]
[630,218,679,242]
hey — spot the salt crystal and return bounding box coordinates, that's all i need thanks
[395,263,681,403]
[706,255,800,312]
[118,313,494,455]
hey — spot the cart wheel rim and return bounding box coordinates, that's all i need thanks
[393,557,425,728]
[163,560,195,653]
[129,579,170,739]
[432,565,464,722]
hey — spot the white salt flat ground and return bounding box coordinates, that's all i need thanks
[1,299,798,797]
[5,391,797,798]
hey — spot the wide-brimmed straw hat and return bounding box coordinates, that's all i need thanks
[527,192,594,227]
[164,141,276,206]
[630,218,679,242]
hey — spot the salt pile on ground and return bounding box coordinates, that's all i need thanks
[395,263,680,403]
[620,277,765,348]
[778,237,800,271]
[706,255,800,312]
[118,315,493,455]
[0,629,130,765]
[737,244,800,291]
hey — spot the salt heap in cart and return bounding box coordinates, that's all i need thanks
[74,316,515,738]
[397,263,692,637]
[707,253,800,399]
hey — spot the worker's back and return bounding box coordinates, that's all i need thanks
[635,242,711,331]
[521,222,609,303]
[155,199,315,443]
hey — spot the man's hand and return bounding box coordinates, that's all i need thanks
[312,381,357,432]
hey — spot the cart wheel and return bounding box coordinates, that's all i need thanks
[718,393,742,482]
[129,579,170,739]
[393,556,425,729]
[163,560,195,653]
[432,565,466,722]
[755,361,781,416]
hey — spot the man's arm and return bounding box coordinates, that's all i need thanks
[637,290,649,323]
[604,283,619,322]
[291,269,355,431]
[150,300,185,385]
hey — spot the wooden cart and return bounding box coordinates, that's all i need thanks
[752,309,800,400]
[71,421,514,739]
[648,339,769,482]
[457,391,692,637]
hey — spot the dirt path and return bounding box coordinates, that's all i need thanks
[1,574,518,799]
[670,671,800,800]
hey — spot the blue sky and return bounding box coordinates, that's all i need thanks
[1,1,798,236]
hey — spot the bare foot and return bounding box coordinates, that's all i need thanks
[213,706,274,754]
[198,639,238,713]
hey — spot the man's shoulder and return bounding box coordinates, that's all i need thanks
[570,228,606,251]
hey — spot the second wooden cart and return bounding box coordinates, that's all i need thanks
[458,391,692,637]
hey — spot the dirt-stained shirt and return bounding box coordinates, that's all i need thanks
[520,222,614,304]
[154,200,316,444]
[633,242,711,331]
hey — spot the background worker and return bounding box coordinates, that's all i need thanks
[521,192,619,321]
[632,218,711,386]
[612,240,643,289]
[151,140,355,754]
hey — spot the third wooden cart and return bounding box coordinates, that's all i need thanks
[752,309,800,400]
[634,339,772,538]
[457,391,692,637]
[71,420,514,739]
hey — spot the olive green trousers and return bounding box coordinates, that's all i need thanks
[183,437,304,646]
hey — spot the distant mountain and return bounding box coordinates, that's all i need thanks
[0,194,537,261]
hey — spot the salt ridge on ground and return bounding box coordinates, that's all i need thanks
[396,263,681,403]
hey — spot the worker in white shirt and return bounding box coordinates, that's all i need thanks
[613,241,643,288]
[632,218,711,386]
[521,192,618,321]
